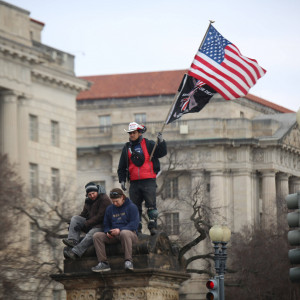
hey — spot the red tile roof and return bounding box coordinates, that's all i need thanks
[30,18,45,27]
[244,93,294,113]
[77,70,186,100]
[77,70,294,113]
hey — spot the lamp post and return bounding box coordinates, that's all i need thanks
[209,225,231,300]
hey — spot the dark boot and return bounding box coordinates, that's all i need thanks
[64,248,78,260]
[62,238,78,248]
[148,220,157,236]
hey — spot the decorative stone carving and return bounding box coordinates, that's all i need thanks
[227,149,237,161]
[198,150,211,162]
[278,149,300,171]
[0,59,31,85]
[113,287,178,300]
[282,126,300,149]
[253,149,264,162]
[68,289,96,300]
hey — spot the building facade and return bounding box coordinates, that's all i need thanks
[0,1,88,298]
[76,71,300,299]
[1,1,300,298]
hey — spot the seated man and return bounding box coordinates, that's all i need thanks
[63,182,111,259]
[92,188,139,272]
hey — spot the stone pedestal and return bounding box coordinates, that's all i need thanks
[51,232,190,300]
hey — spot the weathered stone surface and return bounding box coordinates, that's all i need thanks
[63,232,185,273]
[52,232,189,300]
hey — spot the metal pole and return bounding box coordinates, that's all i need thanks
[213,242,220,274]
[149,20,215,161]
[219,242,228,300]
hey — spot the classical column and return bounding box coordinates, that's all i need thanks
[289,176,300,194]
[18,97,29,181]
[210,170,226,225]
[0,91,19,162]
[111,150,122,189]
[261,170,277,229]
[276,172,289,207]
[276,172,289,229]
[191,170,205,195]
[232,169,253,232]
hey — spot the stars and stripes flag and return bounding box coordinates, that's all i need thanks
[188,24,266,100]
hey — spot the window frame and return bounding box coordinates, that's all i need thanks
[134,113,146,124]
[29,114,38,142]
[51,168,60,201]
[164,177,178,199]
[51,120,59,147]
[29,163,39,198]
[165,212,180,235]
[98,115,111,133]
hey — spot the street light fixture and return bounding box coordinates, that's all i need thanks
[208,225,232,300]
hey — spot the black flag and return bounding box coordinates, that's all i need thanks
[166,74,216,124]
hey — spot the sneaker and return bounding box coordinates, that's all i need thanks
[62,238,78,248]
[91,262,111,272]
[64,248,78,260]
[124,260,134,270]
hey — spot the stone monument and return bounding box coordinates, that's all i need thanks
[51,232,190,299]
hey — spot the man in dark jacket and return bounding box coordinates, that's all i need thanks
[117,122,167,235]
[92,188,139,272]
[63,182,111,259]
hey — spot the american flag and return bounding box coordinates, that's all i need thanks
[188,25,266,100]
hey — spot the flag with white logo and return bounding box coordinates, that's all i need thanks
[166,74,216,124]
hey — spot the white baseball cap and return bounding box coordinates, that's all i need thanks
[124,122,144,133]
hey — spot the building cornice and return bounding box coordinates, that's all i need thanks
[0,40,42,64]
[32,69,90,92]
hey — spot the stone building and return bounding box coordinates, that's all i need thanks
[76,70,300,299]
[1,1,300,299]
[0,1,88,298]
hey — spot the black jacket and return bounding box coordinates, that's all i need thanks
[79,193,112,230]
[117,138,167,183]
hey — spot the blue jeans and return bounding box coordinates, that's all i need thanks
[68,215,103,257]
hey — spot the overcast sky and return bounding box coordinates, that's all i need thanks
[7,0,300,111]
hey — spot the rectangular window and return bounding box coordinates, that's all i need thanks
[92,180,106,192]
[135,113,146,124]
[51,168,60,201]
[165,177,178,199]
[30,222,38,252]
[165,213,180,235]
[29,114,38,142]
[51,120,59,147]
[29,163,38,197]
[99,115,111,133]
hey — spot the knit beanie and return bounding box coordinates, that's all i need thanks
[85,182,98,194]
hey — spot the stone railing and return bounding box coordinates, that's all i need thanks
[77,118,261,148]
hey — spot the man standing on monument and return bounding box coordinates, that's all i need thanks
[63,182,111,259]
[117,122,167,235]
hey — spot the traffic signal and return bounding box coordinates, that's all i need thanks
[206,276,219,300]
[286,192,300,282]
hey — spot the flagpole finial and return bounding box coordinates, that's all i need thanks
[209,20,215,24]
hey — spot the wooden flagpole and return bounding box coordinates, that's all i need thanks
[149,20,215,161]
